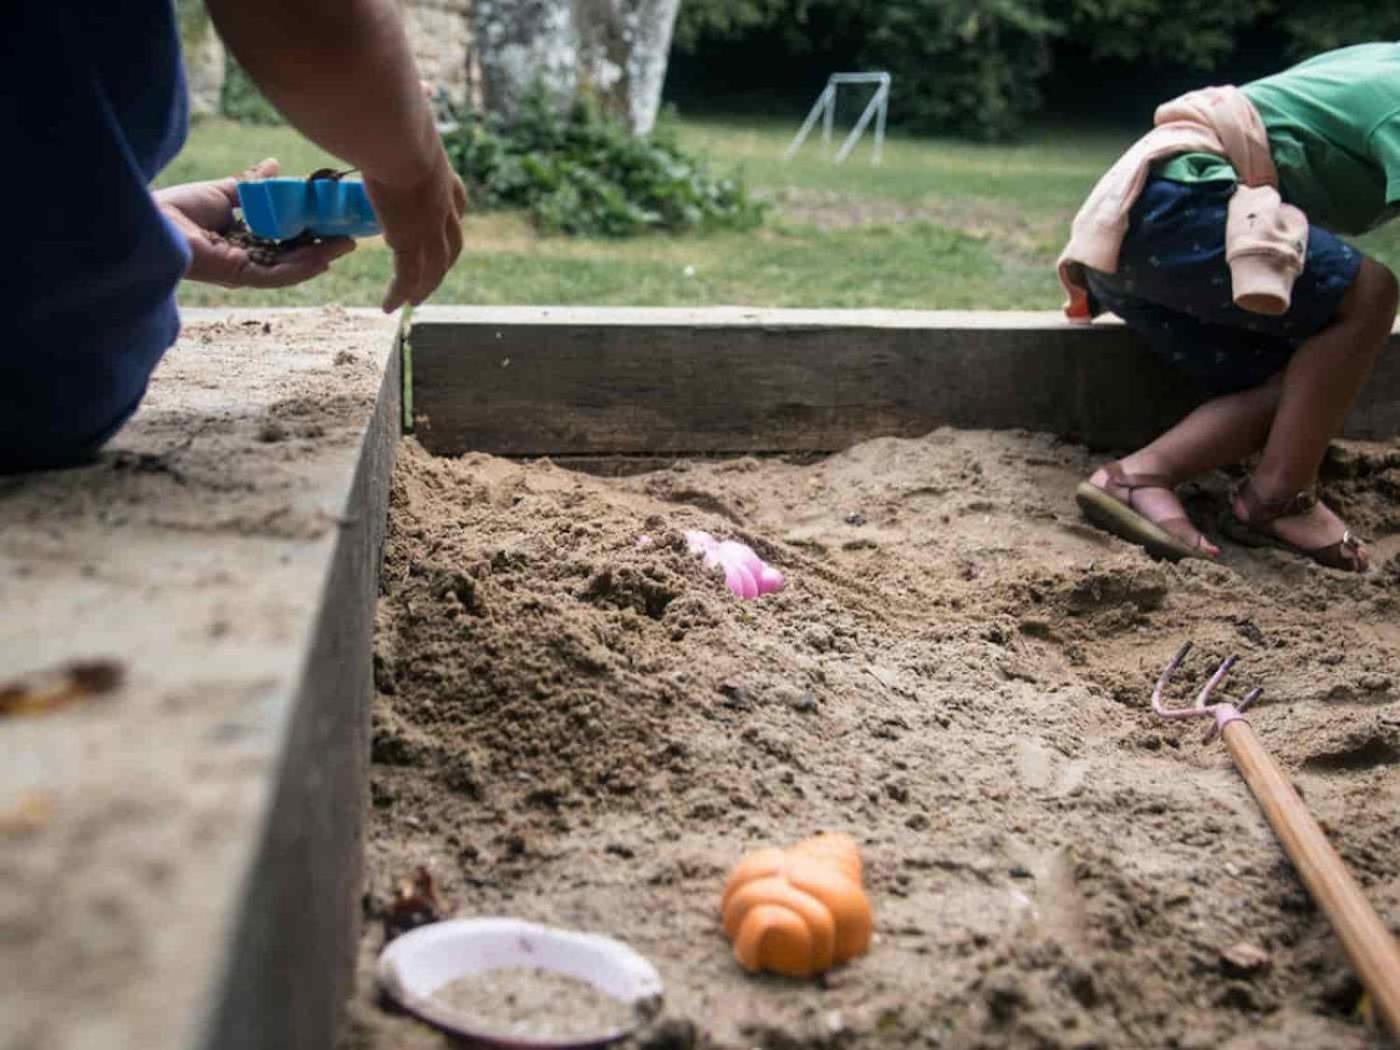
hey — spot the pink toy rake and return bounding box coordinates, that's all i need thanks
[1154,642,1400,1038]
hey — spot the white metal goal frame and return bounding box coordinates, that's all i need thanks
[783,72,891,165]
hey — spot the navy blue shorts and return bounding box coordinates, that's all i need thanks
[1086,176,1362,395]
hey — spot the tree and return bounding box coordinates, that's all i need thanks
[674,0,1400,140]
[471,0,682,134]
[1278,1,1400,57]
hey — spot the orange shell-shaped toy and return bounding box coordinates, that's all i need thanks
[720,833,873,978]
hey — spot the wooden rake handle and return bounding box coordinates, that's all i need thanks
[1222,719,1400,1036]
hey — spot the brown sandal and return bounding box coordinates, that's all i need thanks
[1222,477,1367,573]
[1075,462,1214,562]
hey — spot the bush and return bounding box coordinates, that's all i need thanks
[1279,2,1400,57]
[674,0,1399,140]
[1064,0,1272,68]
[442,91,765,237]
[863,0,1058,140]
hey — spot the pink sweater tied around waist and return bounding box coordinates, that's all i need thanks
[1056,85,1308,323]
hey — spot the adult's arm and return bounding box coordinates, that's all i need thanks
[205,0,465,311]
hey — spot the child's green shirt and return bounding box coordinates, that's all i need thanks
[1156,43,1400,235]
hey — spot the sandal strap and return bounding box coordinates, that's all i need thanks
[1098,463,1205,550]
[1234,477,1318,524]
[1103,461,1175,492]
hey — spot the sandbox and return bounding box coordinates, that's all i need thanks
[3,307,1398,1050]
[347,308,1400,1050]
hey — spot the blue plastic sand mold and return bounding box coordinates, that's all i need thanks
[236,178,382,240]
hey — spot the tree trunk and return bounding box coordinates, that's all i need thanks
[470,0,680,134]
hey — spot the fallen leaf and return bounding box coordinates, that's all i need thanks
[0,660,125,718]
[385,865,448,940]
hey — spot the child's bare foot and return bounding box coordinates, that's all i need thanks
[1229,478,1368,572]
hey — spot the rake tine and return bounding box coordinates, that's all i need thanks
[1152,641,1195,719]
[1195,654,1238,711]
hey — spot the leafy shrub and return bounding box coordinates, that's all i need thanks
[675,0,1399,140]
[442,91,764,237]
[1279,2,1400,58]
[1064,0,1272,68]
[863,0,1058,140]
[220,55,285,126]
[673,0,816,50]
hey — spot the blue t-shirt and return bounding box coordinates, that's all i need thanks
[1,1,191,472]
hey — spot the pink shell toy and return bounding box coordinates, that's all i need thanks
[685,531,785,599]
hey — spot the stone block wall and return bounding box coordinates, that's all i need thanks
[402,0,482,109]
[176,0,226,117]
[178,0,678,135]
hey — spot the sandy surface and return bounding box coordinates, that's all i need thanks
[348,431,1400,1050]
[0,308,396,1050]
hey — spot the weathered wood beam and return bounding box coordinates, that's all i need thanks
[409,307,1400,456]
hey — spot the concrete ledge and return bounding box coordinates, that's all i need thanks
[0,308,400,1050]
[408,306,1400,455]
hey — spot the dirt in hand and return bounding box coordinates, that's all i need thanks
[223,218,318,267]
[344,431,1400,1050]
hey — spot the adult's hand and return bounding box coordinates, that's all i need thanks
[364,146,466,313]
[154,158,356,289]
[204,0,465,309]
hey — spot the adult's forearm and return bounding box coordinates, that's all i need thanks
[206,0,439,187]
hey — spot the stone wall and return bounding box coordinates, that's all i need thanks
[402,0,481,109]
[176,0,226,117]
[178,0,680,132]
[183,1,479,117]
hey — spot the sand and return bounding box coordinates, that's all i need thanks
[345,429,1400,1050]
[430,967,641,1040]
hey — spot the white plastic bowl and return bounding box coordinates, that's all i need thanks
[376,918,664,1048]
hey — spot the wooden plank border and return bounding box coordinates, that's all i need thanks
[202,342,400,1050]
[408,307,1400,456]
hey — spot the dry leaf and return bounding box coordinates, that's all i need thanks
[385,866,448,940]
[0,660,125,718]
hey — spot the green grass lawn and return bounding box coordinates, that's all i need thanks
[163,115,1400,311]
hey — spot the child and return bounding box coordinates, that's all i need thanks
[1058,43,1400,573]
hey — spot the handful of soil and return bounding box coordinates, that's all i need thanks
[223,219,317,267]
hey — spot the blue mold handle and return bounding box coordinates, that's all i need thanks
[236,178,382,240]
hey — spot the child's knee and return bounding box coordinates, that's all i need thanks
[1343,257,1400,330]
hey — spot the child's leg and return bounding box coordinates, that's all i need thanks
[1077,176,1388,567]
[1124,375,1281,477]
[1089,377,1281,556]
[1083,258,1292,555]
[1231,256,1398,564]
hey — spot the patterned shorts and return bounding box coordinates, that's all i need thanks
[1086,175,1362,395]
